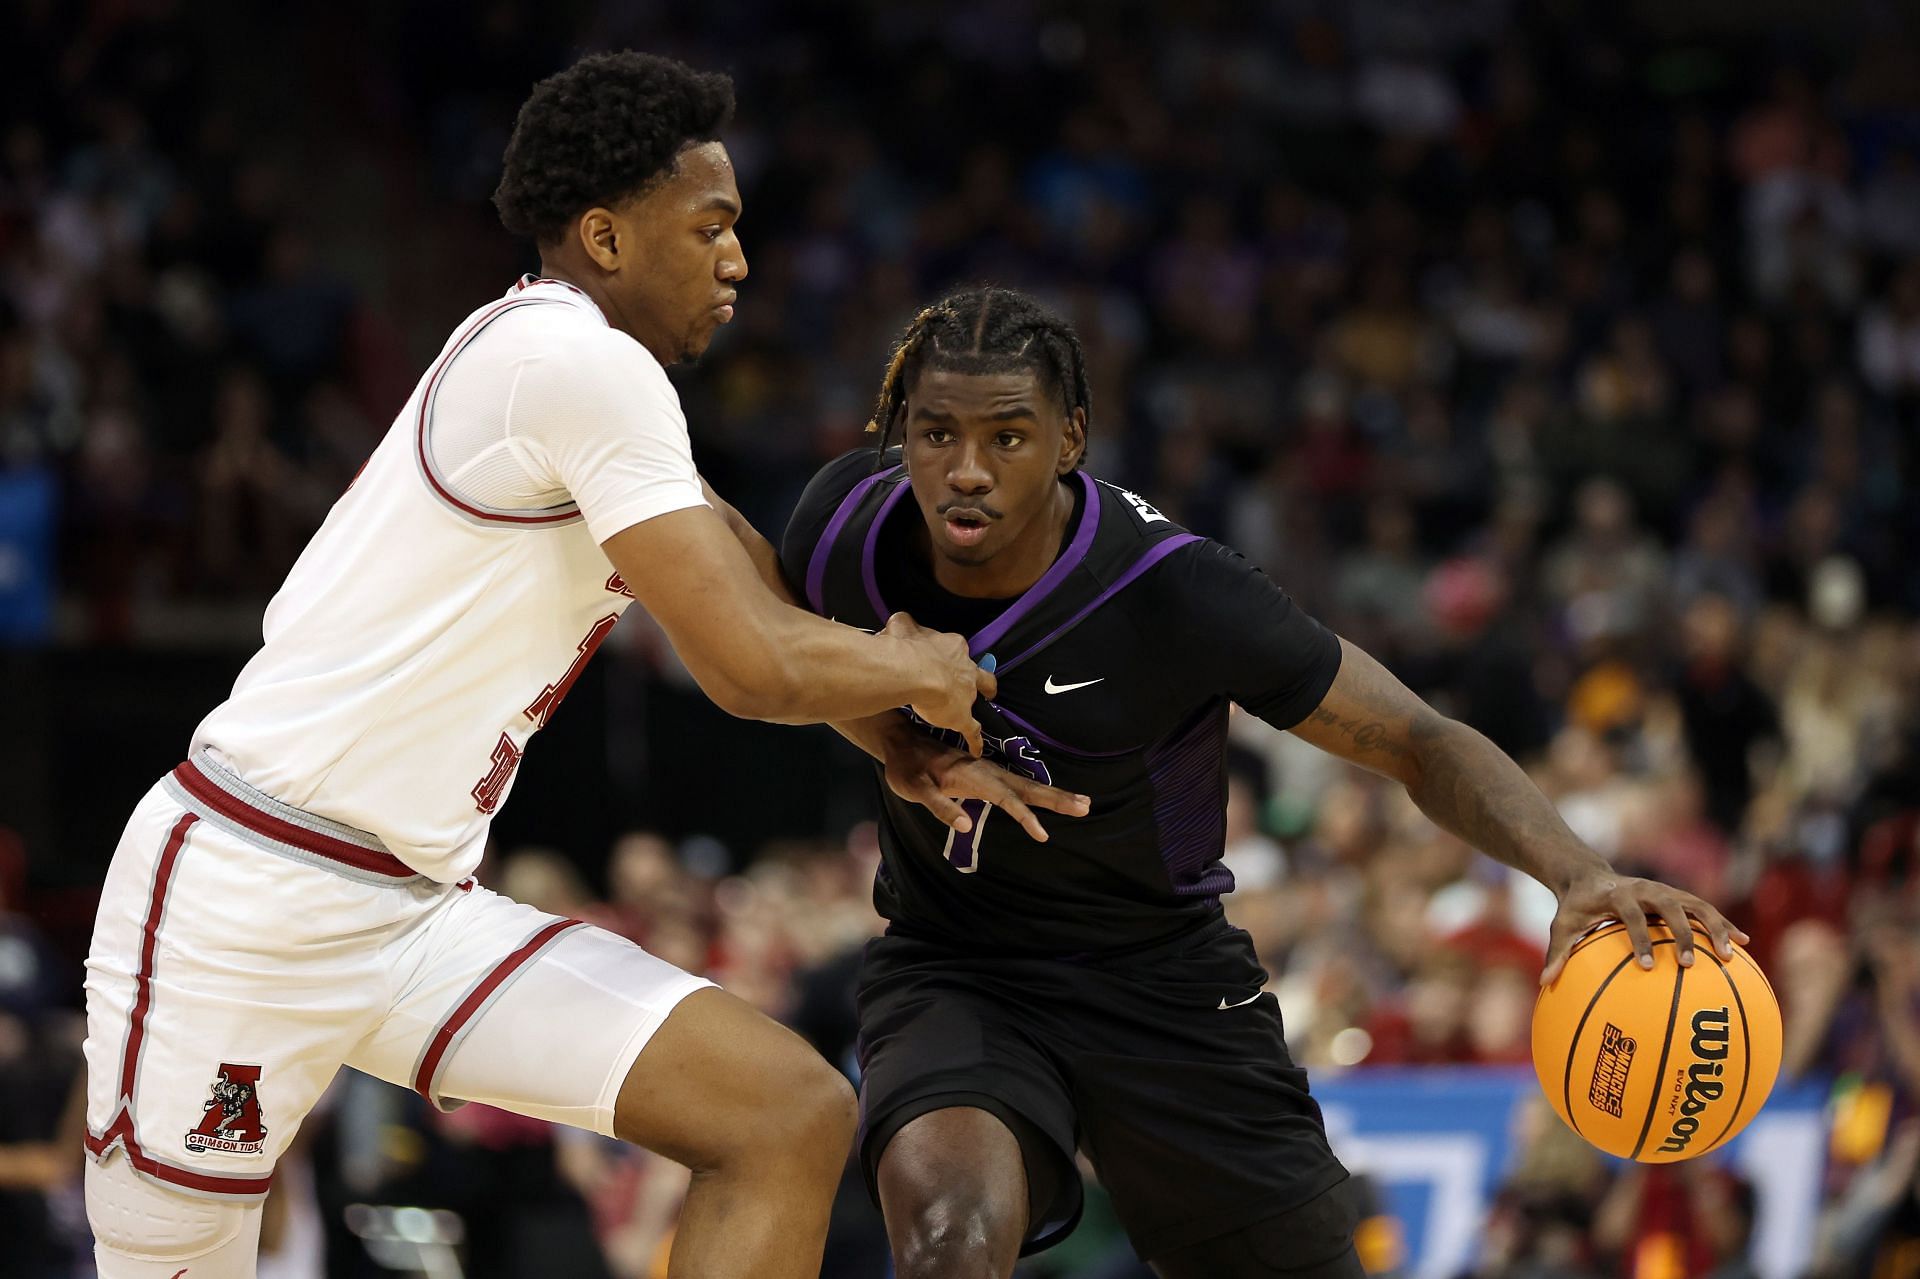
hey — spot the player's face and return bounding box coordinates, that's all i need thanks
[901,369,1086,574]
[614,141,747,364]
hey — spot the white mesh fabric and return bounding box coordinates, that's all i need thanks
[425,295,708,539]
[428,315,566,510]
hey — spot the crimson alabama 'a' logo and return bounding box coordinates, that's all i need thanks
[184,1063,269,1156]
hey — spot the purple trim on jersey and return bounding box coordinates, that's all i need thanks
[860,479,914,621]
[966,470,1102,661]
[996,533,1203,676]
[1147,707,1236,897]
[805,465,900,614]
[994,704,1134,760]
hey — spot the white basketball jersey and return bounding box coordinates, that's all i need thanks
[193,277,708,882]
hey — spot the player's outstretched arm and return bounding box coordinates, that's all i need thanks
[695,478,1087,832]
[602,506,992,751]
[1288,638,1747,984]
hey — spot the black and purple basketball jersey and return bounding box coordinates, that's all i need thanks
[781,450,1343,955]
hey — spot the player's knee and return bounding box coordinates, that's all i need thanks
[87,1156,259,1272]
[893,1189,1017,1279]
[678,1048,852,1175]
[775,1054,857,1162]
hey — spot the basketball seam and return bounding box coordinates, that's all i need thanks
[1558,938,1675,1138]
[1629,953,1688,1160]
[1568,920,1628,955]
[1703,949,1753,1154]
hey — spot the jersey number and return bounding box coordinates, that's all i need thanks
[469,614,620,813]
[942,800,992,873]
[525,614,621,728]
[936,737,1050,874]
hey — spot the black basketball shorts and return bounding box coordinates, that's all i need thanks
[852,917,1351,1262]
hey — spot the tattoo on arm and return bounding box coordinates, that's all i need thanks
[1305,705,1410,761]
[1298,639,1606,894]
[1404,722,1598,891]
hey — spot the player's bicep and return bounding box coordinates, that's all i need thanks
[1286,638,1443,784]
[601,507,792,716]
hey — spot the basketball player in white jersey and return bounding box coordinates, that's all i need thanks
[80,52,1076,1278]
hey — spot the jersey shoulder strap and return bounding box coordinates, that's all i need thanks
[801,461,1202,667]
[977,474,1200,675]
[801,449,909,628]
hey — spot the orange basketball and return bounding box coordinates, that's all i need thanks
[1532,919,1781,1162]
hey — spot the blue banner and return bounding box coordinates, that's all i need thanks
[0,466,56,643]
[1314,1067,1829,1279]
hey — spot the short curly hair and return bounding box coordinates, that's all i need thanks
[494,52,735,245]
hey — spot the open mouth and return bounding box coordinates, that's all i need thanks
[943,510,991,547]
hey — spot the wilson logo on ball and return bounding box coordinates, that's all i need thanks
[1587,1022,1637,1119]
[1533,922,1779,1163]
[1657,1007,1730,1155]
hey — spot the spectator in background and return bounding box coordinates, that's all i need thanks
[1859,260,1920,402]
[1675,593,1778,833]
[1592,1163,1760,1279]
[1543,478,1669,651]
[8,4,1920,1275]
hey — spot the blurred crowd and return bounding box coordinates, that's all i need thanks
[7,0,1920,1275]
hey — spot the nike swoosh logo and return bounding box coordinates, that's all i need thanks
[1218,991,1263,1010]
[1043,676,1105,694]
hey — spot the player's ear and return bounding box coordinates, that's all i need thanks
[577,208,621,271]
[1059,406,1087,473]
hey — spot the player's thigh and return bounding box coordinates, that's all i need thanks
[1148,1180,1364,1279]
[85,792,391,1192]
[607,983,856,1169]
[855,938,1082,1253]
[876,1105,1031,1268]
[1071,930,1348,1261]
[348,885,840,1155]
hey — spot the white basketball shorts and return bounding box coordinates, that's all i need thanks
[82,751,713,1201]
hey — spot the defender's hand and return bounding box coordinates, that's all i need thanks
[884,612,993,756]
[877,718,1091,842]
[1541,872,1748,987]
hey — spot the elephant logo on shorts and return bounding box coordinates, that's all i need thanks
[183,1063,268,1156]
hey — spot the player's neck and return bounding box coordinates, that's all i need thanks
[535,260,670,363]
[923,477,1077,600]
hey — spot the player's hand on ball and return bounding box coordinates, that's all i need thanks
[885,612,992,756]
[877,717,1090,842]
[1541,872,1748,987]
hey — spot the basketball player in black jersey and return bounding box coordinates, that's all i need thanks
[776,288,1745,1279]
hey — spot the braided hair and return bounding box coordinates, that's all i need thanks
[867,286,1092,464]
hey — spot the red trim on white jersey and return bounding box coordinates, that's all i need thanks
[171,758,416,880]
[86,812,277,1199]
[413,296,585,526]
[412,917,587,1104]
[513,273,592,300]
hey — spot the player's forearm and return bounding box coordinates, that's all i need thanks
[829,711,908,761]
[689,488,926,722]
[741,610,940,725]
[1403,717,1611,896]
